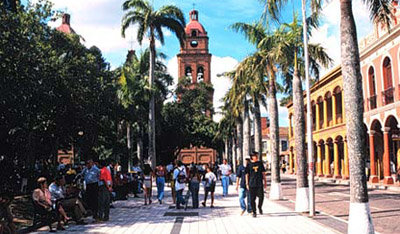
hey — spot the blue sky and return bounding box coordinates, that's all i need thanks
[29,0,373,126]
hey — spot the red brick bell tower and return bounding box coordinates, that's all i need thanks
[177,9,212,84]
[176,9,216,166]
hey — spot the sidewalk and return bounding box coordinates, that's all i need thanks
[33,182,339,234]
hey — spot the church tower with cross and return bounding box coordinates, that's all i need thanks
[177,9,212,86]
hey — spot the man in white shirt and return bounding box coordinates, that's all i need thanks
[219,159,231,197]
[173,161,187,209]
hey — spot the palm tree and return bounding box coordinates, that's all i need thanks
[339,0,392,232]
[225,73,245,166]
[231,22,283,200]
[118,49,173,168]
[118,51,148,169]
[275,14,331,212]
[121,0,185,168]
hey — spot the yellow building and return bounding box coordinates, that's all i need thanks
[287,66,349,179]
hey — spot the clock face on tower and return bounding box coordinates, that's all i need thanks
[190,40,198,48]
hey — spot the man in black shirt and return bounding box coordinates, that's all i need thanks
[245,151,267,218]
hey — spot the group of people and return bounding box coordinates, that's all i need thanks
[31,159,114,231]
[141,152,266,219]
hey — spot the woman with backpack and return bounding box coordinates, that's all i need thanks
[173,161,187,209]
[202,164,216,208]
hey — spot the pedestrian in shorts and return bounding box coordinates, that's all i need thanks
[202,165,216,208]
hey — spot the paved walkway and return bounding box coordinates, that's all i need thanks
[33,182,339,234]
[280,174,400,234]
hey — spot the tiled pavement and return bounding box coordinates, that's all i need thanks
[279,175,400,234]
[32,182,339,234]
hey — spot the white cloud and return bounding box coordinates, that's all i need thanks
[310,0,372,74]
[44,0,151,67]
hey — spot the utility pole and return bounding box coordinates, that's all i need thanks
[301,0,315,217]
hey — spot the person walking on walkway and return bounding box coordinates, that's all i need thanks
[189,166,201,209]
[82,159,100,221]
[155,164,166,204]
[219,159,231,197]
[142,164,153,205]
[98,160,112,221]
[236,158,252,215]
[246,151,267,218]
[173,161,187,209]
[202,165,216,208]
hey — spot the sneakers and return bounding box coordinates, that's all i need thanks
[252,213,257,218]
[158,199,162,204]
[210,205,214,208]
[259,208,263,215]
[201,202,206,207]
[240,210,245,216]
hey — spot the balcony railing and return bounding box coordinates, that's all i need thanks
[382,87,394,105]
[368,95,377,110]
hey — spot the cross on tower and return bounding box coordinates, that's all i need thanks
[128,37,135,50]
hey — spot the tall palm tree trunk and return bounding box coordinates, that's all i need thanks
[236,118,244,165]
[148,31,156,169]
[253,97,262,154]
[232,136,237,173]
[224,139,229,160]
[137,125,143,167]
[127,122,132,171]
[293,69,309,212]
[340,0,373,233]
[269,75,282,200]
[243,100,251,159]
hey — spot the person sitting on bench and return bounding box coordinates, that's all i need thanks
[32,177,65,231]
[49,175,87,225]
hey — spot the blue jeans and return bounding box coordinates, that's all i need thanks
[190,181,200,208]
[156,177,165,201]
[176,189,185,209]
[221,176,229,196]
[239,188,252,212]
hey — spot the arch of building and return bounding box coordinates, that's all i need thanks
[288,134,350,179]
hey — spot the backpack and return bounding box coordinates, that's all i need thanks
[177,168,186,184]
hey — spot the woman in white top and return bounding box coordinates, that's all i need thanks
[202,165,217,208]
[142,164,153,205]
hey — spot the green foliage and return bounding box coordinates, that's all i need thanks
[158,78,220,163]
[121,0,186,46]
[0,1,123,192]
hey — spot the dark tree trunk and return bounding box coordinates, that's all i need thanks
[340,0,368,204]
[340,0,373,232]
[137,125,143,167]
[148,31,156,169]
[254,97,262,154]
[127,122,132,171]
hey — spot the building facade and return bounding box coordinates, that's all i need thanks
[287,3,400,184]
[260,117,289,164]
[177,9,216,165]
